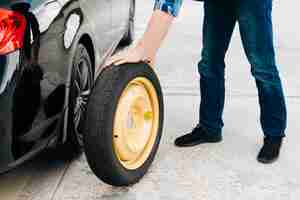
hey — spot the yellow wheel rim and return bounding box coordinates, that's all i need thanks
[113,77,159,170]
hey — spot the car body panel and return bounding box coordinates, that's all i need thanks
[0,0,132,173]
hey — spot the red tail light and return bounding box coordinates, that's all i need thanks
[0,8,26,55]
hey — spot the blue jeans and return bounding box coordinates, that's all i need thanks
[198,0,287,137]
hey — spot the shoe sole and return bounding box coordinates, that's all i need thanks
[175,138,223,147]
[257,156,279,164]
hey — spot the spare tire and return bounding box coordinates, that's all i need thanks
[84,62,164,186]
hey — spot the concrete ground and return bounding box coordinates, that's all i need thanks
[1,0,300,199]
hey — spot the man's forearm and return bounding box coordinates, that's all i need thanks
[138,10,174,59]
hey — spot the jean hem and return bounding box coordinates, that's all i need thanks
[264,132,286,139]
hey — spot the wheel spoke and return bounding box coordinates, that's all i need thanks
[82,67,89,89]
[74,79,81,92]
[75,64,82,81]
[79,62,90,89]
[74,109,82,127]
[75,64,86,90]
[74,96,87,129]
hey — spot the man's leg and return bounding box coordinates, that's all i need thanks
[198,1,237,134]
[237,0,287,163]
[175,1,236,147]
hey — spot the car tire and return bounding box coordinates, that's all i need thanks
[84,62,164,186]
[59,44,94,160]
[119,0,135,46]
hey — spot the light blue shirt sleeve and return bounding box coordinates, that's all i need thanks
[154,0,183,17]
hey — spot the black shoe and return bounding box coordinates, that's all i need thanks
[175,126,222,147]
[257,136,283,164]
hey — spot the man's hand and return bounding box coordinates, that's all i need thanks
[105,43,155,68]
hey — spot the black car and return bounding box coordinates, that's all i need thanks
[0,0,164,186]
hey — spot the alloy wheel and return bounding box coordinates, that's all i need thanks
[73,56,93,146]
